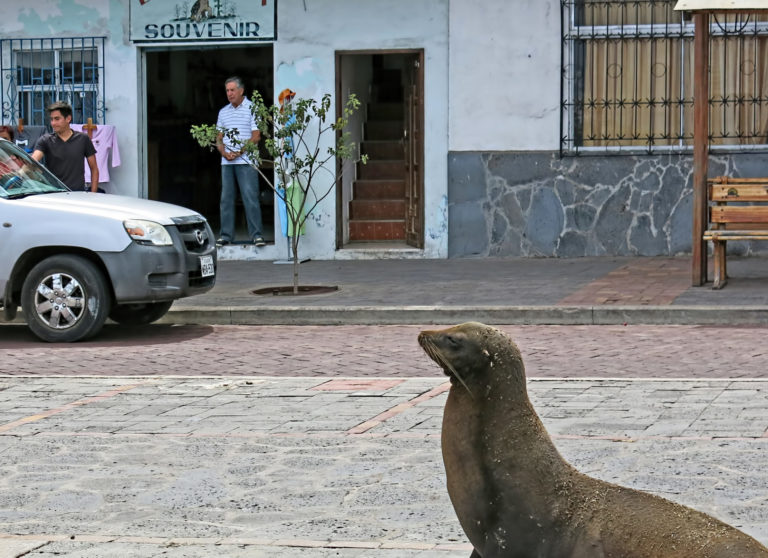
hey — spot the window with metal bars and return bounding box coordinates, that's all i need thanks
[0,37,106,128]
[561,1,768,155]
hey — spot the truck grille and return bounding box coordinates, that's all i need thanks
[172,216,213,254]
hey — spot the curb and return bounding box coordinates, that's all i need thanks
[161,305,768,326]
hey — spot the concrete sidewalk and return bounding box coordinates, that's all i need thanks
[169,256,768,326]
[0,376,766,557]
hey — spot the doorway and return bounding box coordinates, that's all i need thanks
[336,50,424,249]
[144,45,274,242]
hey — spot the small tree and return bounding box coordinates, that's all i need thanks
[191,92,366,293]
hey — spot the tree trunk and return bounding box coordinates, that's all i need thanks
[292,235,300,294]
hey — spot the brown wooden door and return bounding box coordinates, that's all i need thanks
[404,53,424,248]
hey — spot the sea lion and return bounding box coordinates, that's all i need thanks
[418,322,768,558]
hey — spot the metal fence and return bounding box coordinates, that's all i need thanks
[561,1,768,155]
[1,37,106,128]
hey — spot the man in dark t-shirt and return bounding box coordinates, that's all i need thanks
[32,101,98,192]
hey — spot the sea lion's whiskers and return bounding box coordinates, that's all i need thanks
[440,358,473,397]
[419,337,474,397]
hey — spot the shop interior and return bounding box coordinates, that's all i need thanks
[145,45,274,243]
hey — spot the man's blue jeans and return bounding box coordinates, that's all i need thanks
[220,164,263,242]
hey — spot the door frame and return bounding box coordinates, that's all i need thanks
[334,48,425,249]
[138,41,274,202]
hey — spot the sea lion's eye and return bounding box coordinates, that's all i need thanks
[446,335,460,347]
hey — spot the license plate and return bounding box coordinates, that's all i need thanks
[199,255,215,278]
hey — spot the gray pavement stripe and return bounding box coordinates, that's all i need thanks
[25,430,768,443]
[347,383,450,435]
[5,374,768,381]
[1,377,766,442]
[0,381,147,434]
[0,378,766,554]
[0,534,473,552]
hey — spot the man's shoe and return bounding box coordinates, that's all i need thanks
[253,236,266,247]
[216,238,230,247]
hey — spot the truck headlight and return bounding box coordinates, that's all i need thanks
[123,220,173,246]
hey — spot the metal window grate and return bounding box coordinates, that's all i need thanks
[561,1,768,155]
[1,37,106,127]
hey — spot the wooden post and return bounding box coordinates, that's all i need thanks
[691,12,709,286]
[82,117,98,139]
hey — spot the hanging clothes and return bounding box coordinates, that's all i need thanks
[275,101,306,238]
[15,126,47,153]
[71,124,121,183]
[277,185,289,237]
[284,178,306,237]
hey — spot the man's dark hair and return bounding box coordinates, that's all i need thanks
[47,101,73,119]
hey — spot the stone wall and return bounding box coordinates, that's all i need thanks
[447,151,768,258]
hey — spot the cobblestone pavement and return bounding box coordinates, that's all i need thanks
[1,323,768,378]
[0,376,767,557]
[2,323,768,556]
[556,257,690,305]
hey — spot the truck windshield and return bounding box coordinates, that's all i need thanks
[0,139,69,198]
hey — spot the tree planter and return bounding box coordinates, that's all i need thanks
[252,285,338,296]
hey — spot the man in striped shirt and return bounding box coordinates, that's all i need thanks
[215,76,265,247]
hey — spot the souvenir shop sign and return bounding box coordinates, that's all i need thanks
[130,0,276,43]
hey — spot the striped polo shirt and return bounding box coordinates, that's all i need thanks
[216,97,258,166]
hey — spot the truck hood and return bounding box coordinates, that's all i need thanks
[14,192,203,225]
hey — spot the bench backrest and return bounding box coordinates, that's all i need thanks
[707,176,768,228]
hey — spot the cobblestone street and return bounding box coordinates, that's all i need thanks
[2,324,768,556]
[0,376,767,557]
[2,323,768,378]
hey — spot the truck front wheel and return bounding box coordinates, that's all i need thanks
[21,255,110,343]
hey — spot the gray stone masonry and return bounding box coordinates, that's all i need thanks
[448,151,768,257]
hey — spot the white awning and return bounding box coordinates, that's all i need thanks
[674,0,768,10]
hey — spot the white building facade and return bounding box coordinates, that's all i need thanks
[2,1,764,259]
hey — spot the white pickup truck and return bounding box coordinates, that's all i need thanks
[0,138,217,342]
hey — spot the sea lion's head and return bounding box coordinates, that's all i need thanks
[418,322,526,397]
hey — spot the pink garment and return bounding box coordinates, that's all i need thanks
[71,124,121,183]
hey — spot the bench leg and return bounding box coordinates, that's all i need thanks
[712,239,728,290]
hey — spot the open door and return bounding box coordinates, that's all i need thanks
[144,45,274,243]
[404,52,424,248]
[336,50,424,249]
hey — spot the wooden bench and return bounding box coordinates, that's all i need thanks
[704,176,768,289]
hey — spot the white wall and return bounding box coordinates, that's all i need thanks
[275,0,450,258]
[0,0,139,197]
[448,0,561,151]
[1,0,456,259]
